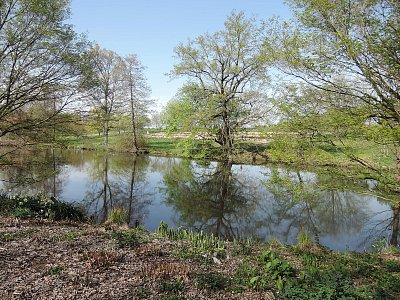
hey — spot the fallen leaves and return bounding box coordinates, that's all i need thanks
[0,217,274,299]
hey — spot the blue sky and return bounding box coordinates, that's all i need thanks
[70,0,291,110]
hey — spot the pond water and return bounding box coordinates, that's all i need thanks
[0,148,398,251]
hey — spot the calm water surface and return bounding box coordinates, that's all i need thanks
[0,149,397,251]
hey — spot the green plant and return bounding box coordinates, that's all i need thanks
[371,238,390,253]
[47,265,64,275]
[235,250,295,292]
[283,266,358,300]
[159,295,186,300]
[0,230,35,241]
[10,207,33,218]
[232,238,254,256]
[301,252,323,269]
[54,231,80,242]
[157,221,225,258]
[296,230,314,250]
[0,193,87,221]
[267,237,283,248]
[106,207,128,226]
[195,272,230,291]
[158,278,184,293]
[111,230,144,248]
[134,287,152,299]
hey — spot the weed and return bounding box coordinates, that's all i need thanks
[158,278,184,293]
[267,237,283,248]
[47,265,64,275]
[157,221,225,258]
[283,266,359,300]
[0,230,35,241]
[53,230,80,242]
[11,207,33,218]
[195,272,230,291]
[159,295,186,300]
[232,238,254,256]
[235,262,259,287]
[106,207,127,226]
[111,230,144,248]
[84,250,124,268]
[235,249,296,292]
[301,252,323,269]
[296,230,313,250]
[134,287,152,299]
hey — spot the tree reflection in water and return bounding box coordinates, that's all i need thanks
[163,160,258,239]
[83,152,152,227]
[162,162,399,250]
[0,147,66,197]
[0,150,398,250]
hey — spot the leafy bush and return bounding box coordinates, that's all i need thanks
[0,193,87,221]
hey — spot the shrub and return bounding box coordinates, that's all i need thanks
[0,193,87,221]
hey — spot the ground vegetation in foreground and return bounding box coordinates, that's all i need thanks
[0,201,399,299]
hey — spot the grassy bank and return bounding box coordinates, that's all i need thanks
[1,194,399,299]
[61,132,395,169]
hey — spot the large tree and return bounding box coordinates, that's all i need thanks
[0,0,85,150]
[267,0,400,192]
[171,11,269,161]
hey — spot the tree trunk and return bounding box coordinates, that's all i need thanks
[390,204,400,247]
[128,74,139,153]
[391,145,400,246]
[101,156,109,223]
[221,106,233,161]
[214,160,233,238]
[128,156,137,225]
[131,103,138,153]
[103,119,109,146]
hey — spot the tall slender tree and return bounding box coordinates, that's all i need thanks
[82,45,124,146]
[120,54,151,153]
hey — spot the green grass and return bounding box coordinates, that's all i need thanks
[63,133,120,150]
[61,131,396,171]
[0,230,36,241]
[146,138,182,154]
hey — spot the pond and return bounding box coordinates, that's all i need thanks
[0,148,398,252]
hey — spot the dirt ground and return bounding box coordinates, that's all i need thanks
[0,217,273,300]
